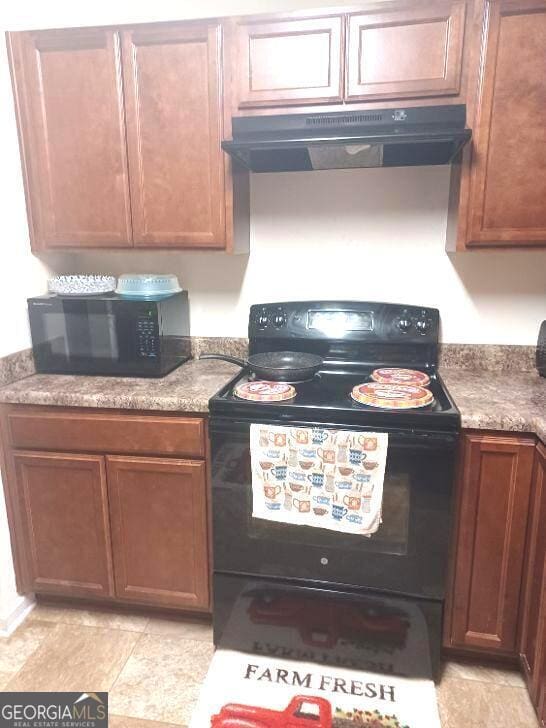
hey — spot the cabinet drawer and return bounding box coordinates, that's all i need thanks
[6,408,205,458]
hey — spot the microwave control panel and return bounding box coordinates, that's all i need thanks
[136,317,158,358]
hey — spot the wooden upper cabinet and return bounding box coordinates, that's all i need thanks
[13,451,114,598]
[107,455,209,610]
[228,15,344,108]
[8,29,132,250]
[463,0,546,247]
[121,23,227,247]
[520,443,546,709]
[346,2,466,102]
[448,432,535,654]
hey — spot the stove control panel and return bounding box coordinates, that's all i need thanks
[249,301,440,345]
[396,308,435,337]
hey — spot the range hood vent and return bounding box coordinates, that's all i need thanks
[305,112,385,126]
[222,105,471,173]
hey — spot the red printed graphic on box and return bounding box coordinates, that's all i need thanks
[211,695,331,727]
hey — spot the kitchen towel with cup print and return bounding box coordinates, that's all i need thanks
[250,425,388,536]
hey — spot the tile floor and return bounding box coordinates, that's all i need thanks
[0,603,540,727]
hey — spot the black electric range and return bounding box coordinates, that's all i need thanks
[208,301,460,680]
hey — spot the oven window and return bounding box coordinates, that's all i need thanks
[213,437,410,557]
[247,469,409,556]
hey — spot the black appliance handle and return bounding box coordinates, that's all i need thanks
[209,417,458,449]
[199,354,246,367]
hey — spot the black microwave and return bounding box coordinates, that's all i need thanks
[28,291,190,377]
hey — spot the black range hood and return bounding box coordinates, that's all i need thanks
[222,105,471,173]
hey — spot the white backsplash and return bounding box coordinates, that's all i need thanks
[52,166,546,345]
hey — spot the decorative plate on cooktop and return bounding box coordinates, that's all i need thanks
[351,382,434,409]
[234,381,296,402]
[371,367,431,387]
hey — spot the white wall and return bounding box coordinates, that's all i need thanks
[0,10,48,632]
[65,167,546,344]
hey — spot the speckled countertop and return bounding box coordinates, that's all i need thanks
[0,347,543,442]
[441,369,545,442]
[0,359,240,413]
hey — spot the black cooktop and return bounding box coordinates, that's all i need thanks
[209,367,459,431]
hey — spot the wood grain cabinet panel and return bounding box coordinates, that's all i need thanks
[520,443,546,713]
[346,2,466,101]
[466,0,546,247]
[8,29,132,250]
[448,432,535,653]
[230,15,344,108]
[121,23,226,247]
[13,452,114,598]
[107,456,209,610]
[7,407,205,459]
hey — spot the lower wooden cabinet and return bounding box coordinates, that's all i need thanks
[520,442,546,724]
[13,452,114,598]
[0,405,210,613]
[446,432,536,653]
[107,456,209,610]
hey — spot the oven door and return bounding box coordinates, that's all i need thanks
[210,417,457,601]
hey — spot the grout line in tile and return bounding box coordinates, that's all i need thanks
[441,664,526,688]
[108,630,146,693]
[32,611,152,635]
[3,623,61,691]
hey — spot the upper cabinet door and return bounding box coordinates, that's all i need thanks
[467,0,546,246]
[121,24,226,247]
[230,15,344,108]
[9,29,132,250]
[346,2,466,102]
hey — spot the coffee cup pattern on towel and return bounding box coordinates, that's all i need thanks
[251,425,389,536]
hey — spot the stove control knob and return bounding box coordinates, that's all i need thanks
[416,319,430,335]
[273,310,286,328]
[397,318,412,333]
[257,309,269,329]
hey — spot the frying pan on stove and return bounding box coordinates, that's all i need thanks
[199,351,323,382]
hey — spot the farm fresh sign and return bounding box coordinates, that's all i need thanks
[190,649,442,728]
[244,662,397,702]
